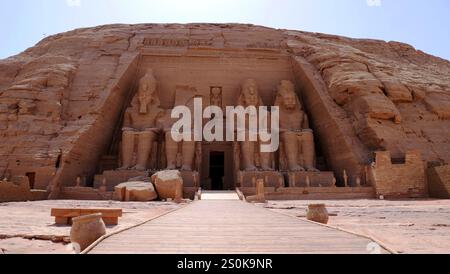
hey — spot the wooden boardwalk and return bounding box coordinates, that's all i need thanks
[89,193,388,254]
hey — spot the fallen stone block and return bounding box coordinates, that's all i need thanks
[151,170,183,202]
[114,181,157,202]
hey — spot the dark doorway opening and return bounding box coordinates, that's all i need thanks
[209,151,225,190]
[26,172,36,189]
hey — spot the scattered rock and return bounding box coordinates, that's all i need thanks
[307,204,329,224]
[70,214,106,252]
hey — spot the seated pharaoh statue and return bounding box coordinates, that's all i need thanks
[157,86,197,171]
[119,69,164,171]
[237,79,274,171]
[276,80,319,172]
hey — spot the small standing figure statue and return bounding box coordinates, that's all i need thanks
[210,87,223,112]
[99,177,107,192]
[343,170,348,187]
[306,176,311,187]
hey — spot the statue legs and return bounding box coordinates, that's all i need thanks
[181,140,195,171]
[119,130,135,170]
[165,132,179,170]
[281,132,305,172]
[260,141,274,171]
[240,141,258,171]
[301,130,319,172]
[120,130,156,170]
[134,131,157,171]
[165,132,195,171]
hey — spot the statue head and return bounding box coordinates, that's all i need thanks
[138,69,159,114]
[211,87,222,97]
[210,87,222,108]
[275,80,303,111]
[238,79,264,107]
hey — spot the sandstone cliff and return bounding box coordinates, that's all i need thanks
[0,23,449,191]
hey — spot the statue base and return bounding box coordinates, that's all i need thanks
[94,170,200,199]
[94,170,152,191]
[286,171,335,187]
[237,171,285,188]
[179,170,200,200]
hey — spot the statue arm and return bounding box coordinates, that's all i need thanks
[302,113,310,130]
[156,109,174,132]
[146,110,165,133]
[122,109,134,131]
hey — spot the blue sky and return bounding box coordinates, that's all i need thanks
[1,0,449,60]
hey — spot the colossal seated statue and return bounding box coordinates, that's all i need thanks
[158,86,197,171]
[237,79,273,171]
[119,69,163,171]
[276,80,319,172]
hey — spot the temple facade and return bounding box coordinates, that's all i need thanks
[1,24,449,201]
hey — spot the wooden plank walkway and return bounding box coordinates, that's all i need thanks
[89,193,388,254]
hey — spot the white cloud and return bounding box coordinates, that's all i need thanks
[366,0,382,7]
[66,0,81,7]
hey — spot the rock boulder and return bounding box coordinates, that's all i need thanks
[114,181,158,202]
[151,170,184,202]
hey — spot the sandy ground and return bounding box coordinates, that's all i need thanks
[0,200,185,254]
[257,199,450,254]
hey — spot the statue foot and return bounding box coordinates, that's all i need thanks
[118,166,131,171]
[261,166,275,171]
[244,166,258,172]
[306,167,320,172]
[290,165,306,172]
[133,165,147,171]
[181,165,192,171]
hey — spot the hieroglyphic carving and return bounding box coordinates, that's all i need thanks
[143,38,213,48]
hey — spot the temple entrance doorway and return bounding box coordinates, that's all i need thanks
[201,143,234,191]
[209,151,225,190]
